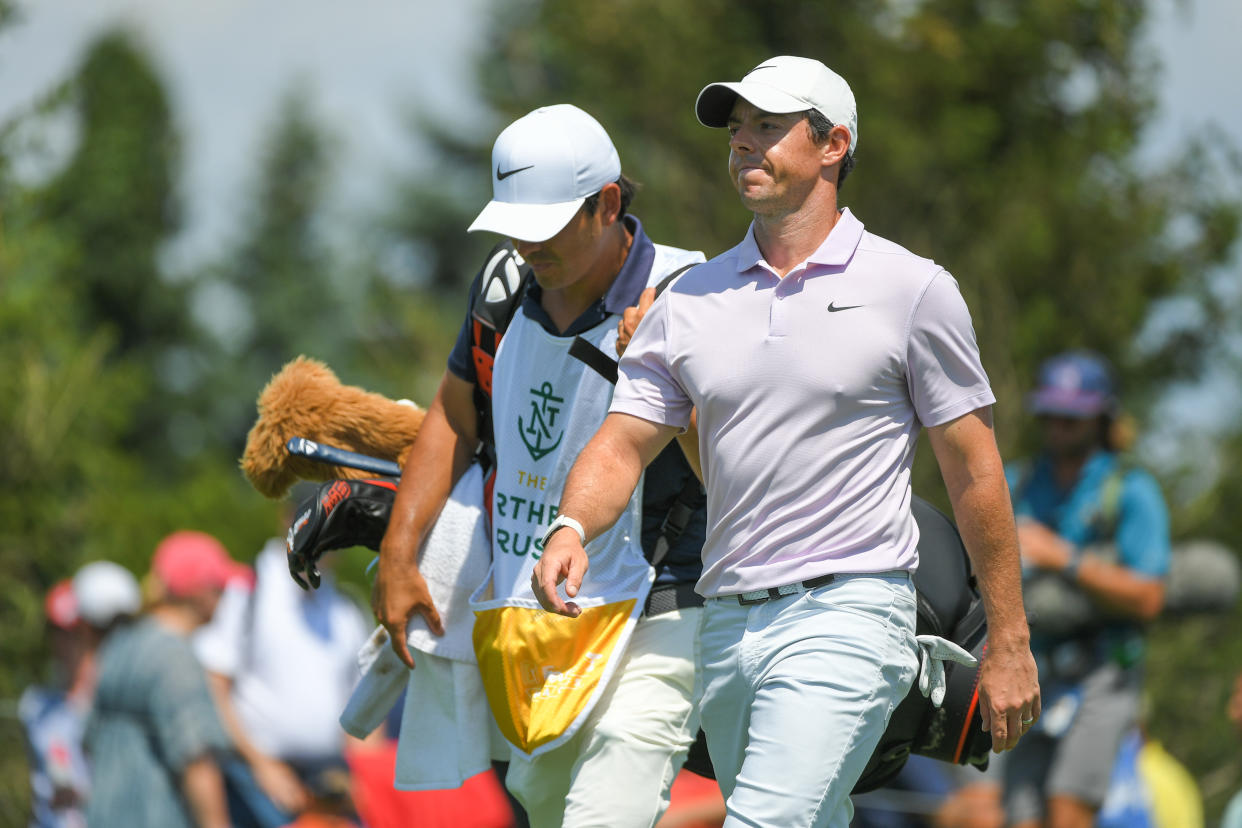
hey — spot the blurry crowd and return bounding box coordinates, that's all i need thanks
[18,526,515,828]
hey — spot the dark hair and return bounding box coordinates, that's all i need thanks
[582,174,639,219]
[805,109,855,189]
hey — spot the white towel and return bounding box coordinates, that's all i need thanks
[406,462,491,662]
[338,463,491,742]
[393,651,509,791]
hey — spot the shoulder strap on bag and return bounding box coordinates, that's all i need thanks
[653,261,698,296]
[650,476,707,568]
[469,240,534,467]
[567,260,699,388]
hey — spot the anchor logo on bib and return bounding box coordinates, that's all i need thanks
[518,381,565,461]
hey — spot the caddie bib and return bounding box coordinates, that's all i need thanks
[470,309,652,758]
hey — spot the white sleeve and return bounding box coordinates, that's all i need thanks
[905,271,996,427]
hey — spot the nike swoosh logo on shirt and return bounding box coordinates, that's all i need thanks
[496,164,534,181]
[827,302,863,313]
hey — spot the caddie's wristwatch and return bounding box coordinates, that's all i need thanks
[542,515,587,548]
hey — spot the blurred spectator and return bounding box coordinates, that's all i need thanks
[851,756,962,828]
[1129,733,1201,828]
[934,780,1005,828]
[19,562,141,828]
[930,729,1201,828]
[72,560,143,636]
[19,581,92,828]
[1223,672,1242,828]
[84,531,245,828]
[928,758,1007,828]
[1003,351,1171,827]
[195,528,372,827]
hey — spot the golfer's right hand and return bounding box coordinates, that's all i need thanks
[532,533,588,617]
[371,552,443,669]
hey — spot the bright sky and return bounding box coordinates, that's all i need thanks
[0,0,1237,265]
[0,0,493,265]
[1144,0,1242,157]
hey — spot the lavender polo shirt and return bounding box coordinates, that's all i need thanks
[611,208,995,597]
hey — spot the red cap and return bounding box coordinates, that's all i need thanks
[152,531,250,598]
[44,580,81,629]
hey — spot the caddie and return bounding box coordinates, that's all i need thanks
[373,103,708,827]
[534,56,1041,827]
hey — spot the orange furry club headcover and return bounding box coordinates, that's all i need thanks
[240,356,425,499]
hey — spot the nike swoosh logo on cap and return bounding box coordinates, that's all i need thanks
[750,64,779,72]
[496,164,534,181]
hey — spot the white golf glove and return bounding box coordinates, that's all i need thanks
[915,635,978,708]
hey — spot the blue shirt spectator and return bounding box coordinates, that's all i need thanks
[1002,351,1171,826]
[1007,450,1170,578]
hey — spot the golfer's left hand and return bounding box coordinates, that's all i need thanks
[977,640,1040,753]
[532,532,589,617]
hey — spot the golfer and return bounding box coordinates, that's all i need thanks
[534,55,1040,827]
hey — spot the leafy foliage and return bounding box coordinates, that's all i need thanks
[38,31,184,343]
[0,29,283,819]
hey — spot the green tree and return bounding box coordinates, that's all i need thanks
[191,87,347,452]
[39,30,185,356]
[0,26,282,821]
[342,112,490,405]
[32,29,195,470]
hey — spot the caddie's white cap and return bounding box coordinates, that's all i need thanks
[468,104,622,243]
[72,560,141,627]
[695,55,859,154]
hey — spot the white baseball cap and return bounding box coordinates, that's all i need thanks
[468,104,622,243]
[72,560,141,627]
[695,55,859,154]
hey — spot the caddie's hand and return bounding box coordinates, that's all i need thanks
[371,549,444,670]
[977,639,1041,752]
[616,286,657,357]
[531,532,588,617]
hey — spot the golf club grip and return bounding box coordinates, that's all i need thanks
[286,437,402,477]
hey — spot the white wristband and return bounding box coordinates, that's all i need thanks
[542,515,586,548]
